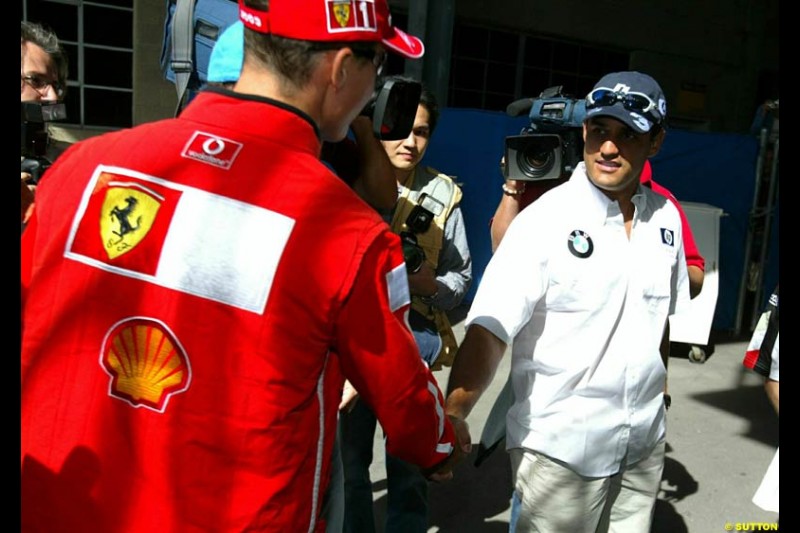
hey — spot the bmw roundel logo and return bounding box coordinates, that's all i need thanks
[568,230,593,258]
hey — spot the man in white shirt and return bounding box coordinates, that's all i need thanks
[444,71,690,532]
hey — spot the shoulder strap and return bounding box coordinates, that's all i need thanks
[170,0,196,116]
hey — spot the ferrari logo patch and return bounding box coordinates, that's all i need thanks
[333,1,351,27]
[101,185,162,260]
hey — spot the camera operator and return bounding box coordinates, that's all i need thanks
[340,78,472,533]
[490,156,567,252]
[21,20,68,225]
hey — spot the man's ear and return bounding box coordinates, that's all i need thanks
[648,128,666,157]
[329,47,353,90]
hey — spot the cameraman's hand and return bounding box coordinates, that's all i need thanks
[21,172,36,224]
[408,262,437,298]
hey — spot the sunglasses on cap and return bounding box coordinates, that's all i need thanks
[586,87,659,118]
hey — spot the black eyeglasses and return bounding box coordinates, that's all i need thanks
[21,74,65,98]
[350,46,387,76]
[586,87,659,118]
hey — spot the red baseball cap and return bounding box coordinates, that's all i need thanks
[238,0,424,59]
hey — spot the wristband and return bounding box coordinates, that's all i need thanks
[502,182,526,197]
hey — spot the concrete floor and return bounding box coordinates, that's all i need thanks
[364,309,780,532]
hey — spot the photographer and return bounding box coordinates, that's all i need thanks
[340,79,472,533]
[21,20,68,225]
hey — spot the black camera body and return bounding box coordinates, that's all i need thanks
[362,78,422,141]
[21,101,67,184]
[504,86,587,182]
[399,193,445,273]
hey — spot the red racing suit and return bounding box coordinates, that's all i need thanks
[21,88,455,533]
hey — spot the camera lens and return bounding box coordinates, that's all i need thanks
[517,145,556,179]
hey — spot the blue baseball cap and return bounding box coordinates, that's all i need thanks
[207,21,244,84]
[584,71,667,133]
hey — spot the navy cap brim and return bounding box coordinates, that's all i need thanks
[585,104,655,134]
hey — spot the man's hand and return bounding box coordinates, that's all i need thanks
[338,380,359,413]
[424,414,471,482]
[408,262,437,297]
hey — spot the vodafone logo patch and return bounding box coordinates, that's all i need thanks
[181,131,243,169]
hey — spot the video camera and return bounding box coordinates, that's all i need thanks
[362,77,422,141]
[504,86,586,181]
[21,101,67,184]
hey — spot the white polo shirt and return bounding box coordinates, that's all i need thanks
[468,162,690,477]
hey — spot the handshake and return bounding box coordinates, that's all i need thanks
[421,414,472,482]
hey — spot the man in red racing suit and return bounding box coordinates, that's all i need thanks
[21,1,459,531]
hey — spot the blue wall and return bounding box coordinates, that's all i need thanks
[422,108,777,332]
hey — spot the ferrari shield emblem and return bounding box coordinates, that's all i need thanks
[333,2,351,27]
[100,185,161,260]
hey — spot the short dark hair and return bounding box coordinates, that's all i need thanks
[243,31,319,91]
[650,124,664,139]
[21,21,68,93]
[382,75,439,135]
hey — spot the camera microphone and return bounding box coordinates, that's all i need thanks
[506,98,534,118]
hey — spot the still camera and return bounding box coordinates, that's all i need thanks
[21,101,67,184]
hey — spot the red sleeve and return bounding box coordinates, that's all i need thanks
[334,229,455,469]
[648,178,705,272]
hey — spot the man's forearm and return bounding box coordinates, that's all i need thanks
[688,265,704,299]
[445,324,507,420]
[490,195,522,253]
[765,379,779,414]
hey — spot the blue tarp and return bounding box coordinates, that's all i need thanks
[422,108,777,331]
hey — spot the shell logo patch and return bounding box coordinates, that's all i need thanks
[100,317,191,413]
[100,185,162,260]
[567,229,593,258]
